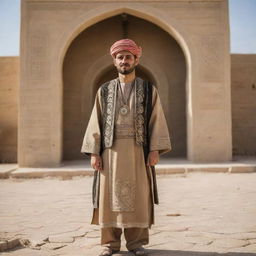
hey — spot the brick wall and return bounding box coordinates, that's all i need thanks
[0,57,19,162]
[231,54,256,156]
[0,54,255,162]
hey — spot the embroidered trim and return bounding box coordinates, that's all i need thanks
[111,179,136,212]
[150,137,171,151]
[135,78,145,145]
[101,79,117,148]
[82,142,100,154]
[101,77,151,148]
[115,124,136,139]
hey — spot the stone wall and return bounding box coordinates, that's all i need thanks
[19,0,231,166]
[0,54,255,163]
[63,15,186,160]
[0,57,19,163]
[231,54,256,156]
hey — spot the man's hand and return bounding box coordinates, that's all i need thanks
[91,154,103,171]
[147,151,159,166]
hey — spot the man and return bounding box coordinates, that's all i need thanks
[81,39,171,256]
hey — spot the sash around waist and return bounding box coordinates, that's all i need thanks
[114,123,136,139]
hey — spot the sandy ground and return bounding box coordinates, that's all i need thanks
[0,172,256,255]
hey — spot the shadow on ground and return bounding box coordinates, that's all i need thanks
[115,250,256,256]
[2,247,256,256]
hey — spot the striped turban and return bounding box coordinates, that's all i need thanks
[110,39,142,58]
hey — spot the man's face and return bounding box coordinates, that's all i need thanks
[113,51,139,75]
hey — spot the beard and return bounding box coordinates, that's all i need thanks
[116,63,136,75]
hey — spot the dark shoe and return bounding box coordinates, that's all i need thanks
[130,247,148,256]
[99,247,119,256]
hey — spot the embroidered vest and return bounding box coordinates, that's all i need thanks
[100,77,153,151]
[92,78,158,209]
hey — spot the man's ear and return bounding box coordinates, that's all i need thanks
[113,58,117,67]
[135,57,139,66]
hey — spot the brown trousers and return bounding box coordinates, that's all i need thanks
[101,227,149,251]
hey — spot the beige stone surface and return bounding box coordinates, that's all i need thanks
[0,57,19,163]
[0,157,256,179]
[63,15,186,160]
[0,54,254,168]
[1,157,256,179]
[19,0,232,166]
[0,1,254,169]
[231,54,256,157]
[0,164,18,178]
[0,173,256,255]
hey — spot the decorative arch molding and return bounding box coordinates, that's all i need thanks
[19,0,232,166]
[59,3,192,69]
[60,3,192,160]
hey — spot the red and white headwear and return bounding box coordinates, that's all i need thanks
[110,39,142,59]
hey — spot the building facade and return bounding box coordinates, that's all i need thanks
[2,0,255,167]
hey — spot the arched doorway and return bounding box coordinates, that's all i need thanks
[63,14,186,160]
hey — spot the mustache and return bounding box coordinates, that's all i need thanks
[120,63,130,67]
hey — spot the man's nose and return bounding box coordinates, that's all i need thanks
[121,56,128,62]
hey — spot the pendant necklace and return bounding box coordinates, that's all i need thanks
[118,79,135,116]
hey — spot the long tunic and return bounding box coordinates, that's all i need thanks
[81,77,171,228]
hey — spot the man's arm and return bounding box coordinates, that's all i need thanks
[148,86,172,156]
[91,154,103,171]
[81,88,102,158]
[147,150,159,166]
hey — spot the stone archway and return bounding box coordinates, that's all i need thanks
[19,1,232,167]
[63,14,186,160]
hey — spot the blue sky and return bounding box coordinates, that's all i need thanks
[0,0,255,56]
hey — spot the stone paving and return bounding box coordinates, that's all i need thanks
[0,172,256,255]
[1,158,256,179]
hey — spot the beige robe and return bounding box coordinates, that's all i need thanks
[81,78,171,228]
